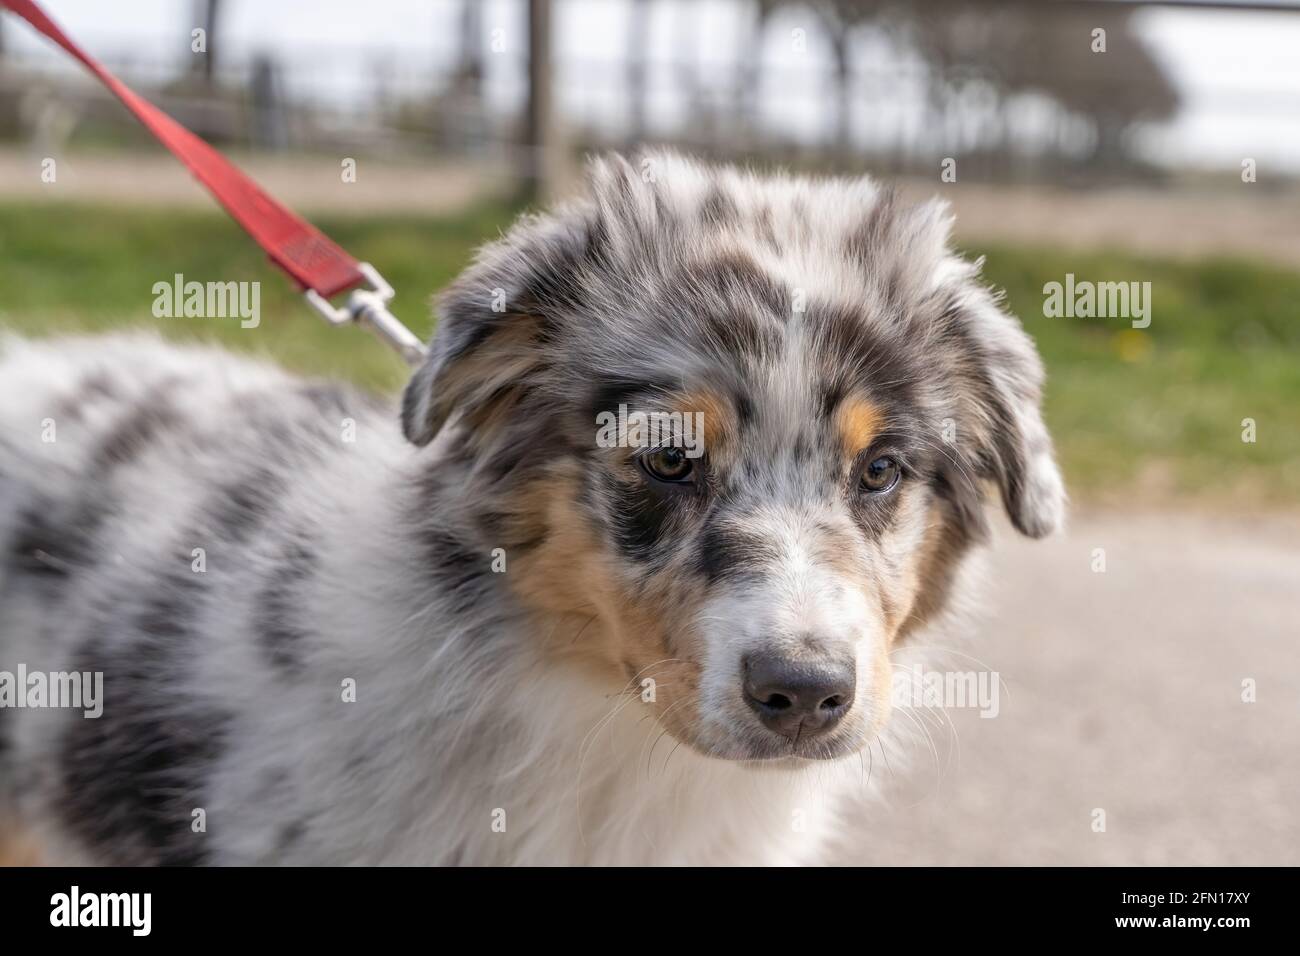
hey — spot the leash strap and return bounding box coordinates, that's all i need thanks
[2,0,427,365]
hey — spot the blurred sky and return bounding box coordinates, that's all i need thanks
[5,0,1299,172]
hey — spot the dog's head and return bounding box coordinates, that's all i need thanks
[403,151,1064,762]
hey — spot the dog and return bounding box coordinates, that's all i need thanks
[0,151,1064,865]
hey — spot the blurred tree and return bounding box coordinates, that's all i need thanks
[752,0,1179,173]
[454,0,484,99]
[191,0,221,86]
[894,0,1180,170]
[522,0,554,201]
[249,54,288,150]
[627,0,649,143]
[430,0,488,150]
[673,0,701,119]
[741,0,780,146]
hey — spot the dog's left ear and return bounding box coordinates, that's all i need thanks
[401,209,587,447]
[944,282,1067,539]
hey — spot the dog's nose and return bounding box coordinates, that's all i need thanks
[742,651,856,739]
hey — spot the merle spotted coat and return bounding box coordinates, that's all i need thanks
[0,152,1063,864]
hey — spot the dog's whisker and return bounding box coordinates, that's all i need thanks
[890,704,944,791]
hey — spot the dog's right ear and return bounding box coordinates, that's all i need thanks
[401,210,589,447]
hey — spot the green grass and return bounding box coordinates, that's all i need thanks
[0,200,516,394]
[1,201,1296,505]
[975,243,1300,505]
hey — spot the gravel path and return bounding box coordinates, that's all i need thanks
[4,148,1299,269]
[842,509,1300,865]
[0,148,511,214]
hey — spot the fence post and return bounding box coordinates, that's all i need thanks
[521,0,553,203]
[192,0,221,85]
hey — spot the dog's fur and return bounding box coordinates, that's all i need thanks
[0,152,1064,865]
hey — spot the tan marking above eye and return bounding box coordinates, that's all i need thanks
[670,389,734,457]
[834,394,884,462]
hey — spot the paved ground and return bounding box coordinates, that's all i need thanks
[904,178,1300,271]
[840,508,1300,865]
[0,148,512,215]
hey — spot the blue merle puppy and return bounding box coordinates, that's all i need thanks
[0,151,1064,865]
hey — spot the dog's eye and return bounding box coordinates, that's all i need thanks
[641,447,694,483]
[860,456,900,494]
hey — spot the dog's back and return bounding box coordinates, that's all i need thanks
[0,334,402,863]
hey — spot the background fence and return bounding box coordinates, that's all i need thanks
[2,0,1298,195]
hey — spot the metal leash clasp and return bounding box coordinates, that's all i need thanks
[304,263,428,368]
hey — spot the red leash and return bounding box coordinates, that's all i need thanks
[2,0,426,365]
